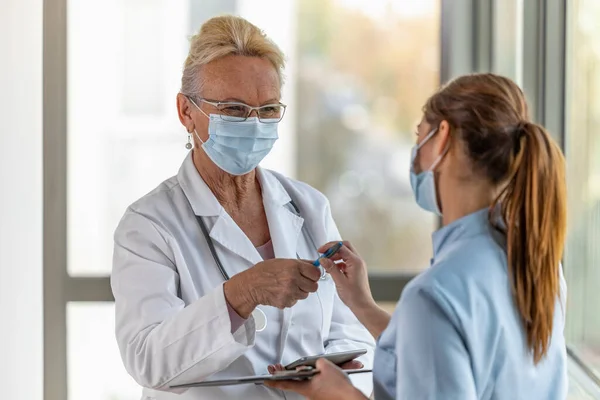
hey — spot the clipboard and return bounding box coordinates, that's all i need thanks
[169,368,372,388]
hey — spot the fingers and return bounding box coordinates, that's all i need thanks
[321,258,347,281]
[316,358,338,371]
[317,242,359,264]
[340,360,363,370]
[298,263,322,282]
[320,258,340,272]
[264,379,311,394]
[268,364,286,374]
[318,241,342,253]
[296,276,319,294]
[330,245,358,263]
[318,240,357,254]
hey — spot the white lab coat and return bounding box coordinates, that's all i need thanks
[111,153,375,400]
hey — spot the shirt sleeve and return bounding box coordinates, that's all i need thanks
[394,285,477,400]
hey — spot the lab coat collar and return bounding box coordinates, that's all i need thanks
[431,207,492,259]
[177,152,293,216]
[255,167,303,260]
[255,168,292,208]
[177,152,301,266]
[177,152,222,217]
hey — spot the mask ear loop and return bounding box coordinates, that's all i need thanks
[429,141,450,171]
[417,127,450,172]
[193,129,205,145]
[187,97,210,147]
[417,127,438,150]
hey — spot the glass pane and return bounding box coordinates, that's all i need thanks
[67,302,139,400]
[67,0,439,277]
[564,0,600,381]
[492,0,523,84]
[296,0,440,272]
[66,0,235,276]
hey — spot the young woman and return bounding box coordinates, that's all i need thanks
[268,73,568,400]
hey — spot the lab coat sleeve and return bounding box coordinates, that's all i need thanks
[320,201,376,397]
[394,285,477,400]
[111,209,256,392]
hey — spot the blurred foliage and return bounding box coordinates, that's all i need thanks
[297,0,439,134]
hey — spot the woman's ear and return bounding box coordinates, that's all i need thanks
[434,120,451,154]
[176,93,194,132]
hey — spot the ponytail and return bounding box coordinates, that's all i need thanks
[492,122,567,364]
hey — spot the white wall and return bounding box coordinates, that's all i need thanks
[0,0,44,399]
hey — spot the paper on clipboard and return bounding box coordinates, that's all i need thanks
[169,368,372,388]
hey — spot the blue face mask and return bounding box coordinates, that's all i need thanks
[191,104,279,176]
[409,127,448,216]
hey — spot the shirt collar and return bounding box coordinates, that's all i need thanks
[431,207,493,259]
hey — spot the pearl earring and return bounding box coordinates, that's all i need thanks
[185,133,192,150]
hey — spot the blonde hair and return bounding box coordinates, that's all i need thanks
[181,15,286,96]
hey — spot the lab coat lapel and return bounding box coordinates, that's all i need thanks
[257,168,303,362]
[257,168,303,264]
[177,152,262,268]
[209,213,263,269]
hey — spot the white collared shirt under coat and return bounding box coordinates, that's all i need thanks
[111,153,375,400]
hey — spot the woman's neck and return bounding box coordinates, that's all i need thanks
[192,150,261,211]
[439,178,497,227]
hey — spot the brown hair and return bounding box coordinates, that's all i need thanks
[423,73,567,363]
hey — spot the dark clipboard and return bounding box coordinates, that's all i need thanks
[169,368,373,388]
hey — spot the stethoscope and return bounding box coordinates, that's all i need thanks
[195,199,327,333]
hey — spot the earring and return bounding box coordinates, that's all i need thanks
[185,133,192,149]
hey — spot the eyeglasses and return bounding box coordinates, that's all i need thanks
[187,96,287,123]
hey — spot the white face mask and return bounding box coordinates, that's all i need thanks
[409,127,448,215]
[191,102,279,176]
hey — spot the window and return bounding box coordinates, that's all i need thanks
[295,0,440,273]
[564,0,600,382]
[66,0,440,278]
[492,0,523,85]
[67,303,139,400]
[66,0,191,277]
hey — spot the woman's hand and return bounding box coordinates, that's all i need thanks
[267,360,363,374]
[224,259,321,318]
[265,358,366,400]
[318,241,375,312]
[318,241,392,339]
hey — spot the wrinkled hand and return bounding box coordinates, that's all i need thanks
[265,359,365,400]
[318,241,375,311]
[224,258,321,317]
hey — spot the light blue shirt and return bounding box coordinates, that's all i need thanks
[372,208,568,400]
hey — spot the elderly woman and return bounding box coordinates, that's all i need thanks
[111,15,375,400]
